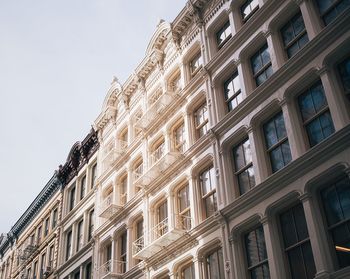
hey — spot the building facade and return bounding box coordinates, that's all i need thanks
[1,0,350,279]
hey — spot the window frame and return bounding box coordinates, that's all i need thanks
[189,52,203,77]
[194,101,209,140]
[240,0,259,23]
[250,43,273,87]
[216,20,232,49]
[199,165,218,219]
[223,71,243,112]
[176,183,191,230]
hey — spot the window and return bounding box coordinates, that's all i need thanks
[280,12,309,58]
[151,140,165,165]
[134,218,144,263]
[232,138,255,195]
[76,220,84,251]
[156,200,168,238]
[74,271,80,279]
[216,21,232,48]
[205,248,225,279]
[88,210,94,241]
[65,230,72,261]
[224,71,242,112]
[190,52,203,76]
[133,159,143,182]
[37,226,42,244]
[44,217,50,237]
[52,208,58,229]
[33,261,38,279]
[173,122,186,153]
[298,80,335,147]
[338,56,350,100]
[91,163,97,188]
[263,111,292,173]
[251,44,273,86]
[194,102,209,139]
[48,245,54,267]
[280,203,316,279]
[177,184,191,230]
[241,0,259,22]
[320,176,350,268]
[150,88,163,105]
[69,186,76,211]
[85,262,92,279]
[120,176,128,205]
[180,262,195,279]
[244,226,270,279]
[80,175,86,200]
[119,232,127,273]
[27,267,31,279]
[40,253,46,273]
[200,166,218,218]
[315,0,350,25]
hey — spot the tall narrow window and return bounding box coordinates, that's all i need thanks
[85,262,92,279]
[40,253,46,274]
[321,176,350,268]
[338,56,350,100]
[244,226,270,279]
[156,200,168,238]
[69,186,76,211]
[224,71,242,111]
[88,210,94,241]
[233,138,255,195]
[251,44,273,86]
[280,203,316,279]
[280,12,309,58]
[48,245,54,267]
[134,218,144,261]
[190,52,203,76]
[241,0,259,22]
[200,166,217,218]
[177,184,191,230]
[76,220,84,251]
[205,248,225,279]
[298,80,334,147]
[194,102,209,139]
[65,230,72,261]
[33,261,38,279]
[119,232,127,273]
[180,262,195,279]
[91,163,97,188]
[52,208,58,229]
[174,122,186,153]
[216,21,232,48]
[44,217,50,237]
[263,111,292,173]
[133,159,143,182]
[80,175,86,200]
[315,0,350,25]
[37,226,42,244]
[120,176,128,205]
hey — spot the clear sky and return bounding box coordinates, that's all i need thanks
[0,0,186,233]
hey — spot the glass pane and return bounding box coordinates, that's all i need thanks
[270,146,284,172]
[261,45,271,66]
[337,178,350,220]
[334,223,350,268]
[324,8,338,24]
[201,169,211,195]
[251,52,262,74]
[245,230,260,267]
[319,111,335,139]
[299,91,316,122]
[264,117,278,148]
[256,226,268,261]
[205,195,217,217]
[274,112,287,140]
[265,65,273,80]
[287,42,300,58]
[293,12,305,35]
[338,57,350,92]
[178,185,190,212]
[302,242,317,279]
[243,139,252,164]
[281,22,294,45]
[280,209,298,247]
[321,185,343,226]
[306,118,324,147]
[332,223,350,249]
[298,33,309,49]
[293,203,309,241]
[287,247,306,279]
[256,72,267,86]
[311,82,327,112]
[316,0,334,14]
[281,141,292,166]
[233,142,246,170]
[225,79,234,100]
[238,170,251,194]
[233,74,241,93]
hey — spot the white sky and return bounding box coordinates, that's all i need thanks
[0,0,186,233]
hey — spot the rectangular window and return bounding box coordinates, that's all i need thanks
[280,203,316,279]
[216,20,232,48]
[321,176,350,268]
[194,102,209,139]
[44,217,50,237]
[280,12,309,58]
[91,163,97,188]
[156,200,168,237]
[206,248,225,279]
[120,232,127,273]
[74,271,80,279]
[298,80,334,147]
[52,208,58,229]
[338,56,350,100]
[181,262,195,279]
[251,43,273,86]
[177,185,191,230]
[40,253,46,273]
[120,176,127,205]
[224,71,242,111]
[88,210,94,241]
[190,52,203,76]
[37,226,42,244]
[80,175,86,200]
[263,111,292,173]
[69,186,76,211]
[244,226,270,279]
[200,166,217,218]
[33,261,38,279]
[241,0,259,22]
[65,230,72,261]
[48,245,54,267]
[233,138,255,195]
[85,262,92,279]
[316,0,350,25]
[174,122,186,153]
[76,220,84,251]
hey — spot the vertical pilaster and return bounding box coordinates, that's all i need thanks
[248,127,263,184]
[297,0,323,39]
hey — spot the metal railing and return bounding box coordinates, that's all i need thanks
[98,260,126,277]
[133,163,143,181]
[102,140,128,172]
[132,235,145,255]
[150,146,165,166]
[100,193,114,213]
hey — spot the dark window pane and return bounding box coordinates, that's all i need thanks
[299,91,316,122]
[281,141,292,166]
[275,113,287,140]
[261,45,271,65]
[338,57,350,94]
[302,242,317,279]
[287,247,305,279]
[234,143,246,170]
[280,209,298,247]
[270,146,285,172]
[264,119,278,148]
[311,82,327,112]
[251,52,263,74]
[306,118,324,146]
[320,111,335,138]
[294,203,309,241]
[337,178,350,219]
[322,185,343,226]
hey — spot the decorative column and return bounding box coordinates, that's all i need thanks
[189,176,200,226]
[236,60,248,99]
[247,126,264,184]
[295,0,323,39]
[261,216,286,279]
[230,232,244,279]
[265,31,281,72]
[184,112,193,147]
[126,226,133,271]
[79,265,84,279]
[193,256,204,279]
[300,193,333,277]
[111,237,116,272]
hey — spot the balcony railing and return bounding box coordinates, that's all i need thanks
[135,93,174,130]
[133,150,182,188]
[98,260,126,279]
[132,215,192,259]
[99,193,122,219]
[102,140,128,174]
